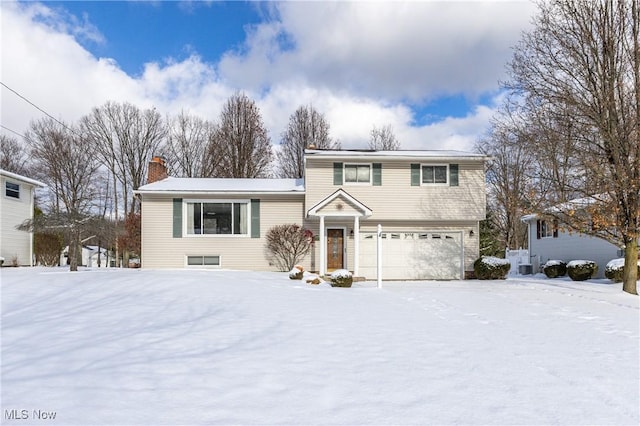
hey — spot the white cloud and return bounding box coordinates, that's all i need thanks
[1,1,532,155]
[1,2,140,132]
[218,1,536,101]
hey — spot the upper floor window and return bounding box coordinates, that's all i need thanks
[539,220,553,238]
[537,219,558,239]
[422,165,448,185]
[186,201,248,235]
[344,164,371,184]
[5,181,20,199]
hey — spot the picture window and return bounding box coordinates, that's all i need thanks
[186,201,248,235]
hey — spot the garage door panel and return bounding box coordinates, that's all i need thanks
[359,231,462,280]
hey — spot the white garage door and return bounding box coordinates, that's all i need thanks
[359,231,463,280]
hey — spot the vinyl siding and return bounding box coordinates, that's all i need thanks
[140,194,309,270]
[528,225,620,278]
[305,159,486,221]
[0,177,35,266]
[302,219,479,277]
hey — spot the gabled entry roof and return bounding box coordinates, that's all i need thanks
[307,189,373,217]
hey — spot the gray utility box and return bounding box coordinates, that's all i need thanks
[519,264,533,275]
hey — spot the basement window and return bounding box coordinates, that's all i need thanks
[186,255,221,267]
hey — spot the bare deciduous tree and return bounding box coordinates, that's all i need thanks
[161,110,213,178]
[505,0,639,294]
[24,118,102,271]
[81,101,165,267]
[0,134,29,175]
[81,101,166,215]
[209,93,273,178]
[277,105,339,178]
[475,103,532,251]
[369,124,400,150]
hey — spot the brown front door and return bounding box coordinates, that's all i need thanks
[327,228,344,271]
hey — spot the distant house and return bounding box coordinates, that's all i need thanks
[521,214,622,278]
[135,150,489,280]
[60,245,113,268]
[0,169,46,266]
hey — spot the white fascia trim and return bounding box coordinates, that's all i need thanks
[134,190,305,196]
[307,188,373,217]
[0,169,47,188]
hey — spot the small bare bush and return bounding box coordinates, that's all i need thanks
[265,224,313,271]
[35,232,63,266]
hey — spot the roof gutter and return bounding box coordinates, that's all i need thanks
[134,189,305,196]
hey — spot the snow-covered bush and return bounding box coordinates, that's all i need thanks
[567,260,598,281]
[288,265,304,280]
[604,258,640,283]
[542,260,567,278]
[265,224,314,271]
[330,269,353,287]
[473,256,510,280]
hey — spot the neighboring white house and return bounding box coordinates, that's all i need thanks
[60,245,113,268]
[135,150,489,280]
[0,169,46,266]
[521,214,622,278]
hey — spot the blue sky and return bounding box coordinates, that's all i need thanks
[1,1,537,150]
[56,1,263,76]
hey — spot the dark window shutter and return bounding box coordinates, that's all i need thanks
[553,219,559,238]
[173,198,182,238]
[536,220,541,239]
[251,199,260,238]
[449,164,459,186]
[372,163,382,186]
[411,164,420,186]
[333,162,343,185]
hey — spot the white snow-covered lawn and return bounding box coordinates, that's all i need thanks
[1,268,638,425]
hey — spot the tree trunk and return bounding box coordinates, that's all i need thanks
[68,231,80,272]
[622,237,638,295]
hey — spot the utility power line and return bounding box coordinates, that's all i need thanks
[0,124,27,139]
[0,81,76,134]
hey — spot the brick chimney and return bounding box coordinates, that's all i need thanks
[147,156,168,183]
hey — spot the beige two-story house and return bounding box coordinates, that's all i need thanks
[135,150,488,280]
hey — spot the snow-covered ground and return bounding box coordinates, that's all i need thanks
[1,267,638,425]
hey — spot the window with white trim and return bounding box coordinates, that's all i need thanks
[539,220,553,238]
[5,181,20,199]
[421,165,448,185]
[344,164,371,183]
[186,201,248,235]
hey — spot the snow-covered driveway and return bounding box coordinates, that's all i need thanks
[2,268,638,425]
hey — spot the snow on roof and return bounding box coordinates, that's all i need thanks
[136,177,305,194]
[521,194,609,222]
[305,149,489,161]
[0,169,47,188]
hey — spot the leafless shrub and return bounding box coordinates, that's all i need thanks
[265,224,314,271]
